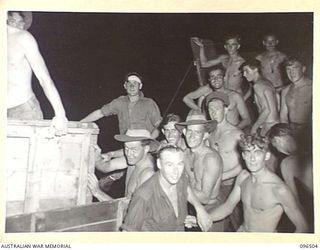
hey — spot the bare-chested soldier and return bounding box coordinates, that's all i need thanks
[204,92,244,230]
[192,35,247,98]
[175,111,224,231]
[7,11,67,135]
[241,59,279,135]
[280,56,312,131]
[268,123,313,198]
[186,133,308,232]
[88,129,159,201]
[183,65,251,129]
[268,123,313,231]
[256,33,287,103]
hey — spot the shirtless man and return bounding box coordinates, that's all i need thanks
[280,56,312,131]
[256,33,287,95]
[268,123,313,231]
[122,145,212,231]
[192,34,246,97]
[241,59,279,135]
[7,11,67,135]
[183,65,251,129]
[191,133,308,232]
[204,91,244,230]
[268,123,313,198]
[88,129,159,200]
[175,111,224,231]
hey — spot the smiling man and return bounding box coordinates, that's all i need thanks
[81,72,162,139]
[121,145,212,232]
[198,133,308,232]
[280,56,312,130]
[183,65,251,129]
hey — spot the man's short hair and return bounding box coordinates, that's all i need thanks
[284,55,305,67]
[263,32,278,40]
[240,58,262,73]
[125,72,143,83]
[156,144,185,159]
[239,133,270,151]
[162,113,182,128]
[224,33,241,43]
[268,123,293,139]
[207,65,226,78]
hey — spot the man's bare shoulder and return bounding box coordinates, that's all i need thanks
[14,29,37,45]
[235,169,250,186]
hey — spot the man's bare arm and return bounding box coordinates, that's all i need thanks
[233,93,251,129]
[187,186,212,231]
[183,85,211,112]
[192,153,222,204]
[210,170,247,221]
[87,173,113,201]
[280,87,289,123]
[251,88,274,133]
[95,156,128,173]
[274,185,308,232]
[81,109,104,122]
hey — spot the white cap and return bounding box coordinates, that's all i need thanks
[127,75,142,83]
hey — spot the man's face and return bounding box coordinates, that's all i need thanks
[224,38,240,55]
[158,151,185,185]
[124,79,141,96]
[209,69,225,89]
[286,61,305,84]
[242,146,268,173]
[8,12,25,30]
[185,124,206,149]
[162,121,181,145]
[242,65,256,82]
[263,35,278,51]
[124,141,146,165]
[208,99,225,123]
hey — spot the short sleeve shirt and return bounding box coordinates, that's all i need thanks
[121,172,189,231]
[100,93,162,134]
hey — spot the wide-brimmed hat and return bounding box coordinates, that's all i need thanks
[175,110,217,133]
[205,91,230,107]
[114,129,160,152]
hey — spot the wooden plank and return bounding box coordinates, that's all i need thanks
[5,213,32,233]
[6,120,99,216]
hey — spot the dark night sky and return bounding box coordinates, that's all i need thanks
[28,12,313,151]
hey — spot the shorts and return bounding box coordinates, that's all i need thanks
[7,95,43,120]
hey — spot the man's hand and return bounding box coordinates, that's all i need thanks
[184,215,198,228]
[191,37,204,47]
[196,208,212,232]
[49,116,68,137]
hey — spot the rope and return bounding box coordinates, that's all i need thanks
[162,61,194,119]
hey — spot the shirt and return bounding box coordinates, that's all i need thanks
[122,172,189,231]
[101,92,162,134]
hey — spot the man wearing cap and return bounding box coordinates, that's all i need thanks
[88,129,159,200]
[175,111,224,231]
[204,91,244,230]
[7,11,68,136]
[122,145,212,231]
[183,65,251,130]
[81,72,162,139]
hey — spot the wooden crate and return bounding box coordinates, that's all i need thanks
[5,198,130,232]
[6,119,99,216]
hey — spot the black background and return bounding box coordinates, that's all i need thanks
[28,12,313,152]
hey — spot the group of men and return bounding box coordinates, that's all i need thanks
[7,11,312,233]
